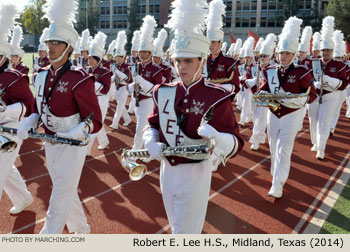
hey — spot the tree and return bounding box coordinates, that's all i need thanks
[22,0,49,35]
[76,0,100,36]
[326,0,350,41]
[126,0,140,52]
[281,0,299,20]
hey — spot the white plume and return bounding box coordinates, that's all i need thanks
[39,28,50,45]
[107,40,117,54]
[278,16,303,49]
[260,33,277,56]
[88,36,93,44]
[312,32,321,49]
[234,39,242,55]
[166,0,208,35]
[227,43,235,55]
[299,26,312,52]
[74,37,81,53]
[206,0,226,30]
[333,30,346,56]
[153,29,168,51]
[254,38,264,52]
[131,30,140,47]
[90,31,107,51]
[0,3,19,43]
[43,0,78,26]
[140,15,157,44]
[244,36,255,57]
[10,25,23,48]
[221,42,227,53]
[80,29,90,50]
[320,16,335,41]
[116,30,127,51]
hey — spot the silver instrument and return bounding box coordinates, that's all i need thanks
[0,135,17,152]
[0,88,6,112]
[120,139,216,181]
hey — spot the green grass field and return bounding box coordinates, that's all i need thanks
[20,53,350,234]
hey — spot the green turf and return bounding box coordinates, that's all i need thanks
[320,176,350,234]
[22,53,38,73]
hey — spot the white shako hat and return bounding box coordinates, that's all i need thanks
[206,0,225,42]
[239,38,249,58]
[43,0,79,49]
[131,30,140,52]
[89,31,107,60]
[73,37,81,54]
[333,30,346,57]
[254,38,264,53]
[221,42,228,53]
[298,26,312,53]
[153,29,168,57]
[234,39,242,56]
[38,28,49,51]
[260,33,277,57]
[10,25,25,58]
[80,29,90,51]
[106,40,117,55]
[0,3,19,59]
[244,36,255,57]
[227,43,235,56]
[277,16,303,54]
[115,30,127,57]
[139,15,157,52]
[166,0,210,59]
[312,32,321,51]
[320,16,335,50]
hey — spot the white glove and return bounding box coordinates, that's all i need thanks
[239,76,245,81]
[314,81,322,89]
[323,74,341,89]
[95,81,104,95]
[221,84,234,92]
[56,122,88,141]
[282,93,308,106]
[145,141,164,161]
[17,113,40,140]
[246,78,257,88]
[197,124,219,141]
[281,92,293,104]
[0,102,25,124]
[259,90,270,95]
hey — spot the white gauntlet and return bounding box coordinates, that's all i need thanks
[95,81,104,95]
[246,78,257,88]
[57,122,88,141]
[323,75,341,89]
[143,127,164,161]
[17,113,40,140]
[0,102,25,123]
[115,68,127,81]
[135,75,154,93]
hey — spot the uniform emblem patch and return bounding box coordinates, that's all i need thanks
[330,67,336,73]
[190,100,205,115]
[287,75,296,83]
[176,35,189,49]
[56,80,69,93]
[217,64,225,72]
[144,71,151,78]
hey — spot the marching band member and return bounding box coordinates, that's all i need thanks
[239,36,256,126]
[106,39,117,72]
[258,17,317,198]
[71,37,82,67]
[254,38,264,63]
[129,15,163,150]
[152,29,171,84]
[307,16,347,160]
[221,41,227,55]
[247,33,277,150]
[227,43,235,57]
[144,0,243,233]
[312,32,321,59]
[126,30,141,115]
[17,0,102,233]
[330,31,348,134]
[0,3,34,215]
[110,30,132,130]
[33,28,50,74]
[234,39,244,110]
[80,29,90,70]
[9,25,29,75]
[86,32,112,153]
[204,0,239,94]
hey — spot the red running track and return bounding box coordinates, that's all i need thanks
[0,102,349,234]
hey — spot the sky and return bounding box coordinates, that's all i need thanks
[2,0,31,12]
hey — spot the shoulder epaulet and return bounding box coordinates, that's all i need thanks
[222,54,235,60]
[152,62,163,70]
[4,68,21,77]
[70,65,89,77]
[204,81,227,93]
[38,66,50,73]
[294,64,308,70]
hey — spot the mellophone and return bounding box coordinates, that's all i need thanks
[0,114,94,153]
[120,138,216,181]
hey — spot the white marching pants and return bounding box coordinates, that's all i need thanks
[346,86,350,118]
[128,95,135,113]
[308,91,340,151]
[330,89,347,131]
[40,143,89,234]
[249,106,268,144]
[236,89,243,108]
[133,98,154,150]
[160,158,212,234]
[111,85,131,126]
[240,88,253,124]
[0,122,32,207]
[267,109,304,191]
[87,95,109,152]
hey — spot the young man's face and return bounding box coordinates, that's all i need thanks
[46,40,68,61]
[116,56,124,64]
[322,49,333,61]
[209,41,222,55]
[138,51,151,61]
[10,55,19,64]
[278,51,295,66]
[174,57,203,86]
[88,56,98,67]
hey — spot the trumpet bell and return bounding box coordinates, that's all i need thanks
[0,136,17,152]
[128,162,147,181]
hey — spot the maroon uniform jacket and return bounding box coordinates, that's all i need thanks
[38,56,50,68]
[148,77,244,166]
[116,62,132,87]
[135,61,163,101]
[159,62,171,84]
[298,58,312,69]
[33,64,102,135]
[13,62,29,75]
[207,51,240,93]
[259,64,317,118]
[0,69,34,118]
[88,64,112,95]
[245,63,270,93]
[101,59,110,70]
[82,58,89,69]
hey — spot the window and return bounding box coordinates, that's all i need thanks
[226,2,232,11]
[267,18,275,27]
[236,18,241,27]
[225,17,231,27]
[101,7,105,15]
[260,17,267,27]
[155,4,159,13]
[100,20,105,28]
[114,6,117,14]
[118,6,122,14]
[242,18,249,27]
